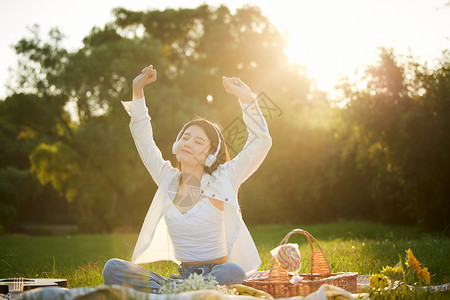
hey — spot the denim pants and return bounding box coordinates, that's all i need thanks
[102,258,247,293]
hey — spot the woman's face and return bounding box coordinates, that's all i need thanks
[176,125,212,169]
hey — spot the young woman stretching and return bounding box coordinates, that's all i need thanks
[102,64,272,292]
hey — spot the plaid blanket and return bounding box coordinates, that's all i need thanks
[13,278,450,300]
[16,284,357,300]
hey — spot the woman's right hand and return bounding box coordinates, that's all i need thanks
[133,65,157,89]
[132,65,157,100]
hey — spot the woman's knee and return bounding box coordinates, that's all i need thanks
[211,262,247,285]
[102,258,125,284]
[226,263,247,283]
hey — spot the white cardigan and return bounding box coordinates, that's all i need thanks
[121,96,272,275]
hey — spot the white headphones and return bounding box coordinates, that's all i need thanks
[172,120,222,168]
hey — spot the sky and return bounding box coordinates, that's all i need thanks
[0,0,449,100]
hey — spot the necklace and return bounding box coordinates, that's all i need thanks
[172,172,212,213]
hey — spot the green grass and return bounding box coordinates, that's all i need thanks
[1,221,449,292]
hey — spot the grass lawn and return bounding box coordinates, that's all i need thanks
[1,221,449,293]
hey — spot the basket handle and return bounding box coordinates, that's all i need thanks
[273,229,332,275]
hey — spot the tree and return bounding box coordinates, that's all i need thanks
[337,48,450,229]
[0,93,67,230]
[3,4,310,232]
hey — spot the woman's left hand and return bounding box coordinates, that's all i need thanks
[222,76,254,104]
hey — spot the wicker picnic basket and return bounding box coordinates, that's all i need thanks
[243,229,358,298]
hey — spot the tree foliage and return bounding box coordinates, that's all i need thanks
[1,4,308,232]
[1,4,448,232]
[337,49,450,229]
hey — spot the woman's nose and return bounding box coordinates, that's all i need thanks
[182,139,193,148]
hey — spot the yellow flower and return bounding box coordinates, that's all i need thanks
[382,265,404,281]
[405,249,430,285]
[406,249,421,270]
[370,274,389,289]
[418,267,431,285]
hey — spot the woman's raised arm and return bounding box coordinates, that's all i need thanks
[122,65,177,186]
[132,65,157,100]
[221,77,272,188]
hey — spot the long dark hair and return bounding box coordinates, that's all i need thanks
[175,116,230,175]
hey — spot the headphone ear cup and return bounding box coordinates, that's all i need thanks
[172,141,178,155]
[205,154,216,168]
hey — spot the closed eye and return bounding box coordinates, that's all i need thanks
[182,133,206,144]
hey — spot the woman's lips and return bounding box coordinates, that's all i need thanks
[181,150,192,154]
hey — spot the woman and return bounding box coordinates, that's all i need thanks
[102,65,272,292]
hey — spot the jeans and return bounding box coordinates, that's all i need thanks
[102,258,247,293]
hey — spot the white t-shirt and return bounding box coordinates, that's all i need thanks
[165,197,227,262]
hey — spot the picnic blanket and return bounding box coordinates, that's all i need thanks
[12,284,358,300]
[7,275,449,300]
